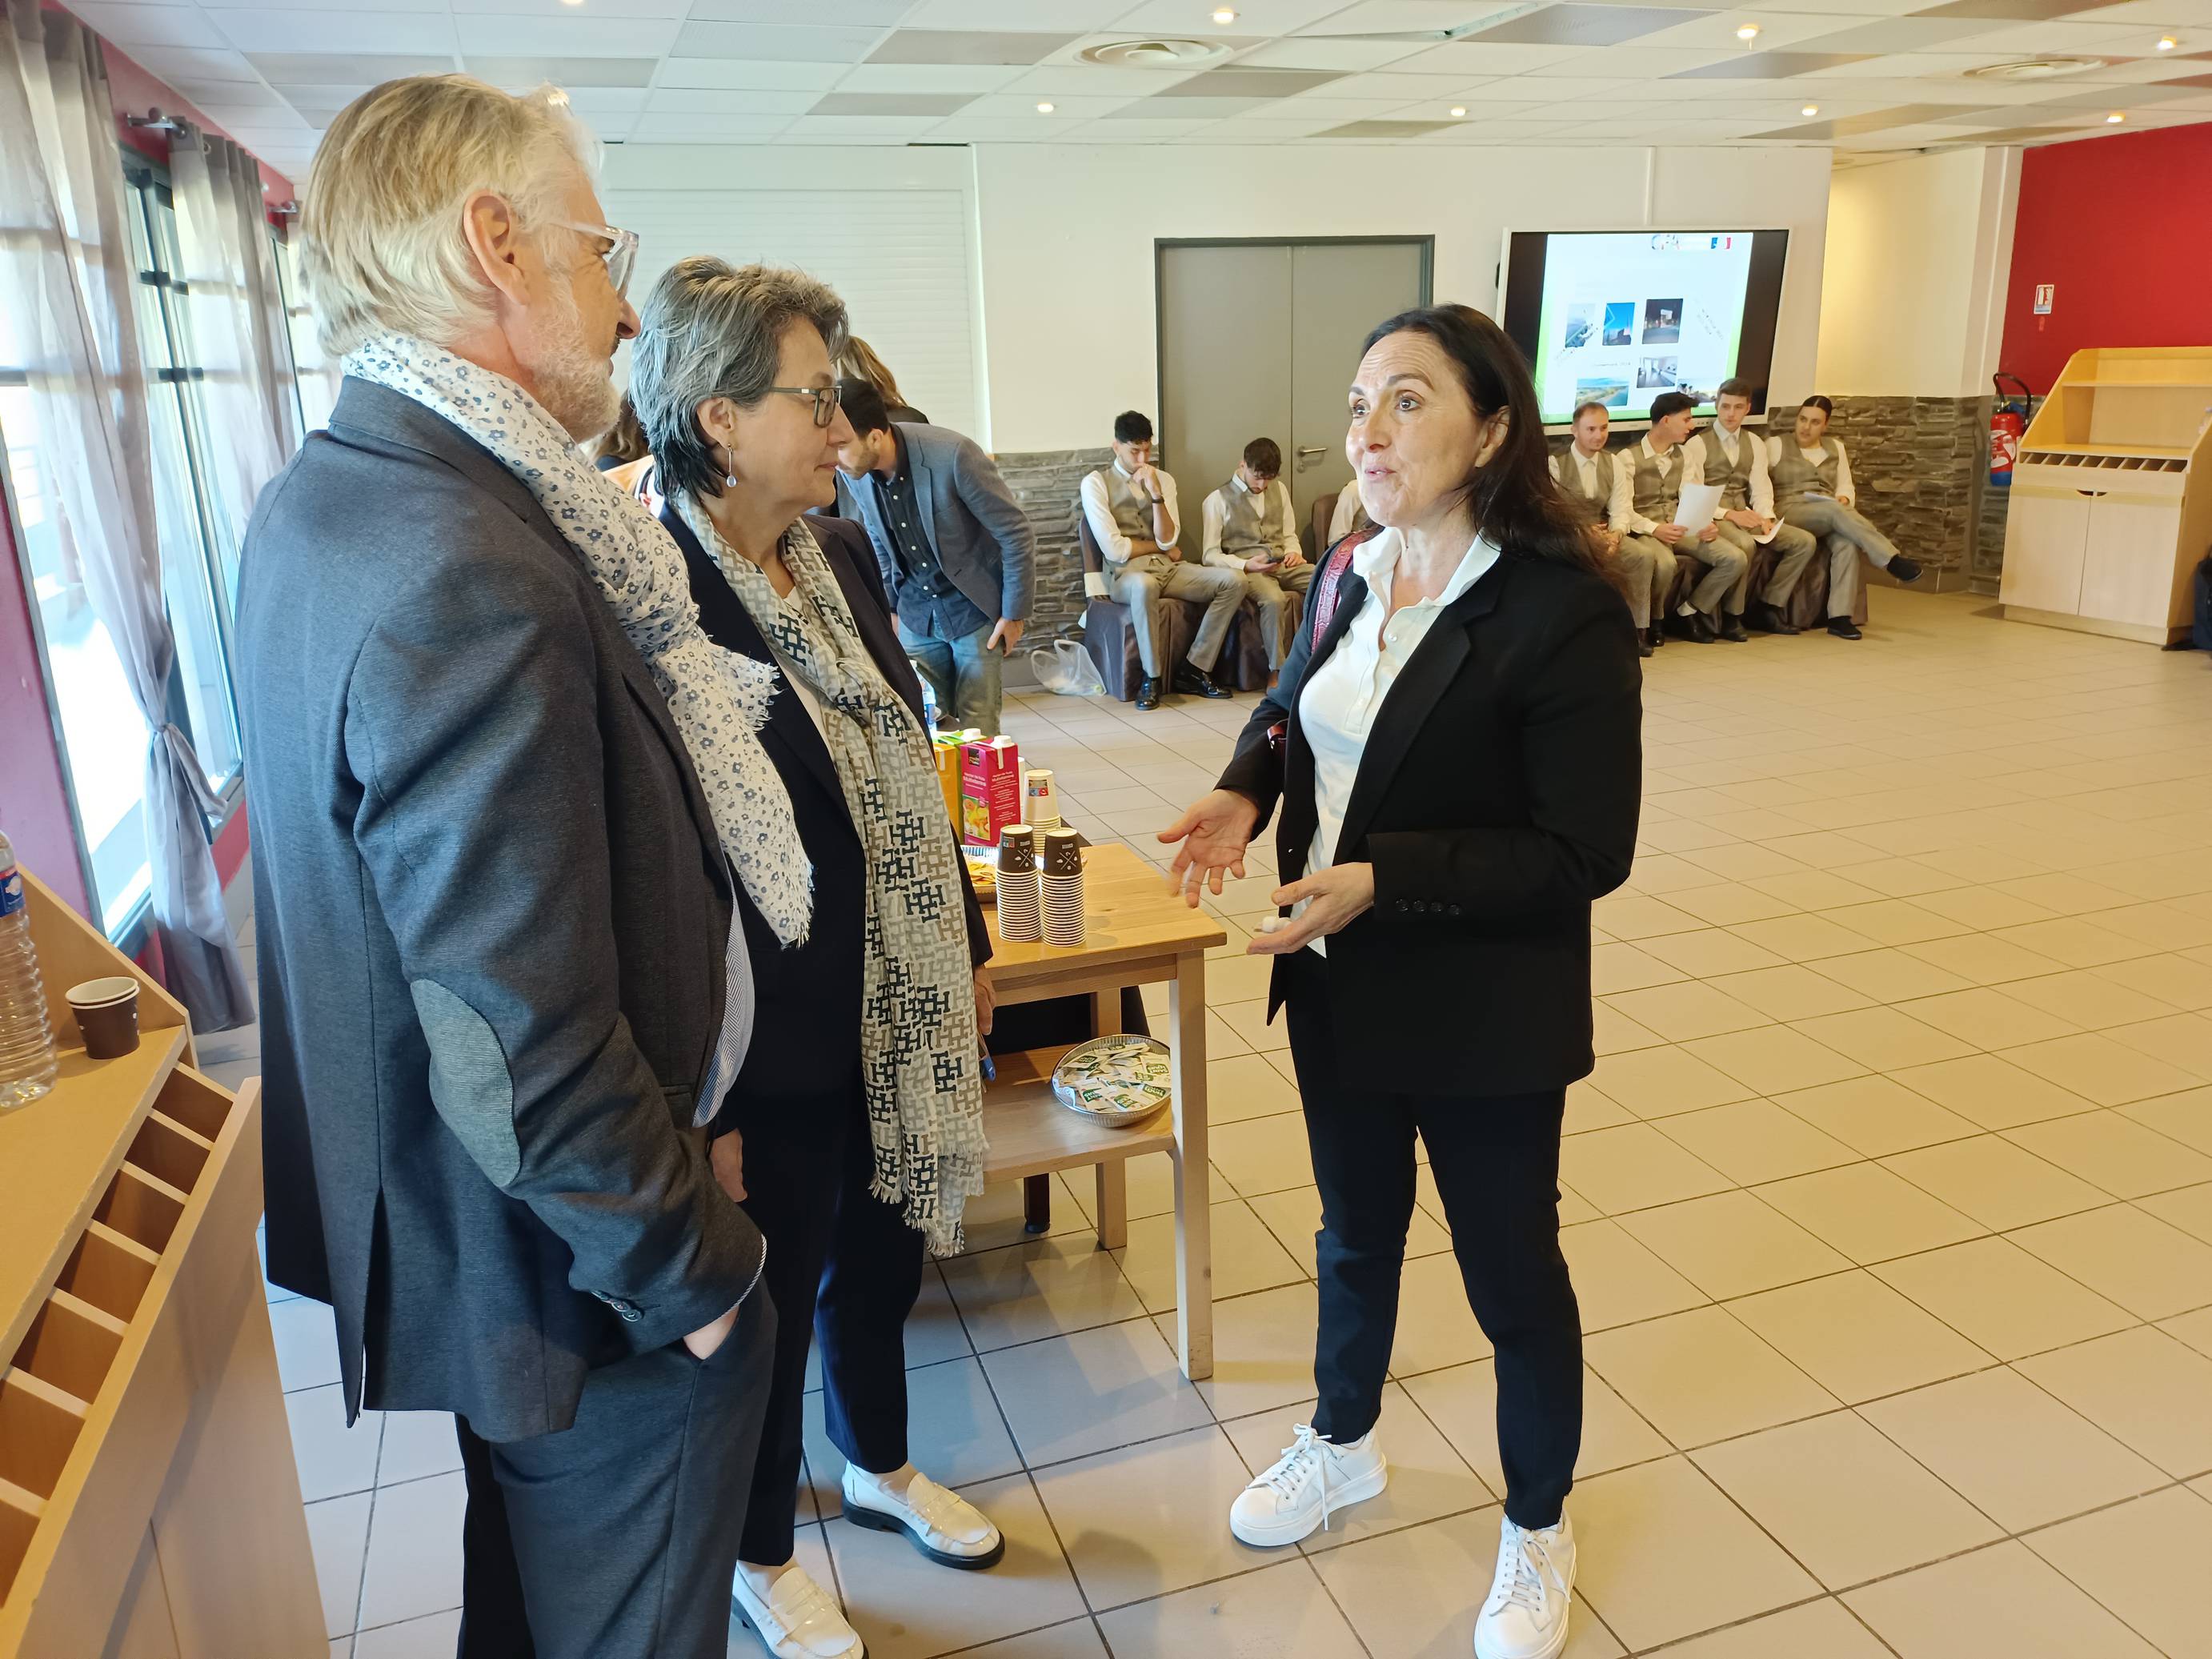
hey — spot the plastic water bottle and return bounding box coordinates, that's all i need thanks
[0,829,59,1107]
[920,676,941,740]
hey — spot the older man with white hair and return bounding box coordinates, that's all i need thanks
[234,75,782,1656]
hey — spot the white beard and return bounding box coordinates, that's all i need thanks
[528,279,621,443]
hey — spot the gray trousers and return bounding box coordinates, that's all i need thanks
[1615,536,1677,629]
[1242,562,1316,668]
[457,1292,776,1659]
[1668,531,1749,617]
[1714,519,1819,611]
[1112,553,1244,676]
[1779,498,1902,619]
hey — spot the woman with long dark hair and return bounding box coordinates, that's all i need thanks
[1160,305,1642,1659]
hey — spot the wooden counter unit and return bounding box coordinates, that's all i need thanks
[0,870,321,1657]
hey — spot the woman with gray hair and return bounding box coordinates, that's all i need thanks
[630,257,1002,1659]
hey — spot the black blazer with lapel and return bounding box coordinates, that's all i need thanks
[1217,545,1643,1097]
[659,503,991,1100]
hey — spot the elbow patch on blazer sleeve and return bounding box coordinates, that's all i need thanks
[408,978,522,1185]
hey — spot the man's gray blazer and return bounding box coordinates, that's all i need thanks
[235,379,764,1442]
[836,422,1036,627]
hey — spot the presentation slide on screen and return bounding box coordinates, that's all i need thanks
[1528,232,1753,427]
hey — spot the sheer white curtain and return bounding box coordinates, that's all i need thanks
[0,0,251,1029]
[170,125,295,533]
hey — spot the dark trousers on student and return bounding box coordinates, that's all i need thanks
[1282,948,1583,1530]
[723,1067,928,1567]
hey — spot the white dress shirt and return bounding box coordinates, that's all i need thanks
[1079,459,1180,566]
[1704,423,1778,542]
[1293,525,1501,956]
[1551,447,1634,535]
[1202,475,1300,569]
[1619,435,1685,537]
[1328,478,1366,543]
[1765,435,1856,504]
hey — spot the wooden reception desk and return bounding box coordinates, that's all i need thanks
[0,870,322,1657]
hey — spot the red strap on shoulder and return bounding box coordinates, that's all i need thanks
[1309,528,1372,649]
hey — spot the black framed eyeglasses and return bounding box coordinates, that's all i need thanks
[765,383,842,428]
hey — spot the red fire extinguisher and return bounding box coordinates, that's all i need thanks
[1990,373,2031,487]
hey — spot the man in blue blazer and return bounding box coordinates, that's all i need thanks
[833,379,1036,733]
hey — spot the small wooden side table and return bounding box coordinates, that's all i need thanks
[978,844,1225,1380]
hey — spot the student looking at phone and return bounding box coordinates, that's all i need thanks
[1201,436,1315,675]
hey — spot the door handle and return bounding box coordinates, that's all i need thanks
[1296,446,1326,458]
[2074,489,2108,499]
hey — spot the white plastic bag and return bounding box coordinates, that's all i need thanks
[1029,639,1105,698]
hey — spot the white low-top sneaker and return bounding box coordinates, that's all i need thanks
[731,1563,864,1659]
[840,1466,1005,1569]
[1473,1512,1576,1659]
[1228,1425,1389,1548]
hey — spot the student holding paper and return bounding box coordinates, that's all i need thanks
[1700,379,1819,635]
[1615,392,1745,646]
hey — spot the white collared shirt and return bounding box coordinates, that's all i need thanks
[1294,525,1501,955]
[1623,435,1683,536]
[1709,422,1779,536]
[1078,458,1180,564]
[1201,473,1300,569]
[1765,435,1856,503]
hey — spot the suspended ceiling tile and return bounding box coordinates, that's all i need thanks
[210,10,461,54]
[466,56,663,86]
[683,0,909,21]
[1153,66,1352,95]
[1670,49,1883,73]
[70,2,239,49]
[807,90,982,115]
[828,63,1030,93]
[1108,94,1279,114]
[1312,114,1466,133]
[247,51,456,82]
[865,30,1084,65]
[643,87,822,113]
[652,58,851,89]
[671,21,887,60]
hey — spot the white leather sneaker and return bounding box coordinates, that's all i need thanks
[730,1563,864,1659]
[1228,1425,1389,1548]
[1473,1512,1576,1659]
[840,1466,1004,1569]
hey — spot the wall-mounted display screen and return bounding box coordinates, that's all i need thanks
[1499,229,1791,427]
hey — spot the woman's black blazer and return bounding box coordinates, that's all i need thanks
[1216,546,1643,1097]
[659,503,990,1099]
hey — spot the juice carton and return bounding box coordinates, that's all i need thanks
[959,735,1023,847]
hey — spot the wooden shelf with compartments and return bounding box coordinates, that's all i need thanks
[0,869,322,1657]
[2000,346,2212,644]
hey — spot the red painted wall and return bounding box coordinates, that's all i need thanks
[2000,122,2212,394]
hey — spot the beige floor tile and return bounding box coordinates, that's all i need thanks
[1686,1025,1865,1096]
[373,1409,464,1489]
[828,1471,1088,1657]
[1994,1032,2202,1106]
[1207,1052,1301,1124]
[2141,1178,2212,1244]
[1205,950,1277,1006]
[1617,1190,1852,1300]
[1220,1382,1491,1552]
[1208,1007,1253,1058]
[1216,995,1289,1055]
[2159,1304,2212,1358]
[273,1297,344,1393]
[1585,1305,1837,1449]
[2006,1110,2212,1197]
[1912,884,2062,931]
[1557,1220,1708,1332]
[947,1619,1108,1658]
[804,1353,1024,1511]
[305,1491,371,1639]
[1654,1099,1860,1185]
[287,1385,383,1505]
[1703,964,1874,1022]
[1207,1112,1315,1197]
[1585,1046,1757,1119]
[1749,870,1887,912]
[1402,1360,1670,1493]
[1872,1236,2135,1361]
[1897,985,2081,1050]
[1859,1369,2164,1531]
[1246,1183,1449,1279]
[1829,898,1973,948]
[1314,1508,1628,1659]
[1726,912,1877,963]
[1729,1270,1994,1404]
[1897,932,2066,986]
[1788,1006,1977,1070]
[1564,1079,1635,1134]
[2024,1485,2212,1659]
[2012,1202,2212,1319]
[1755,1163,1985,1264]
[1989,872,2142,917]
[1030,1424,1276,1608]
[2106,1010,2212,1080]
[1693,1410,2003,1590]
[355,1470,464,1632]
[1112,1198,1304,1314]
[1591,893,1706,940]
[940,1234,1148,1352]
[1845,1540,2162,1659]
[1589,941,1692,995]
[1389,1248,1497,1377]
[1773,1074,1982,1156]
[2120,1084,2212,1154]
[1990,916,2153,971]
[976,1319,1212,1470]
[2005,968,2175,1030]
[1165,1281,1322,1423]
[1886,1052,2100,1130]
[1677,881,1803,927]
[1570,1456,1820,1652]
[2099,950,2212,1010]
[1559,1123,1734,1216]
[2016,1324,2212,1477]
[1813,947,1976,1002]
[1591,1003,1667,1055]
[1880,1135,2110,1230]
[2085,900,2212,952]
[1602,980,1773,1042]
[352,1612,461,1659]
[1096,1557,1367,1654]
[1633,927,1793,979]
[1650,1598,1893,1659]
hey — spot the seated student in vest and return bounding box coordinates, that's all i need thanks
[1080,411,1244,711]
[1550,400,1668,659]
[1766,395,1924,640]
[1700,379,1819,635]
[1618,392,1747,647]
[1202,437,1314,678]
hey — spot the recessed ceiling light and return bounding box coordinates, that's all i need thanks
[1737,22,1761,41]
[1449,105,1468,116]
[1801,103,1819,116]
[2107,110,2126,122]
[1212,6,1236,22]
[2157,34,2178,50]
[1036,100,1055,113]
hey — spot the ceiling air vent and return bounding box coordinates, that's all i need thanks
[1963,57,2108,80]
[1079,38,1232,68]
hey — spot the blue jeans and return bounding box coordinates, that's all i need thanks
[899,617,1003,735]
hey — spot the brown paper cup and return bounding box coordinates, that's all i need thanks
[66,976,140,1060]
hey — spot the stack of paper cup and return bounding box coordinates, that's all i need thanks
[1043,827,1085,946]
[1024,767,1061,832]
[996,825,1041,943]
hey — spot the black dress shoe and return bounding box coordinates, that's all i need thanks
[1648,623,1665,651]
[1886,554,1923,584]
[1665,611,1717,643]
[1826,617,1863,640]
[1172,664,1234,699]
[1638,638,1654,659]
[1717,615,1751,643]
[1135,675,1163,711]
[1746,600,1801,635]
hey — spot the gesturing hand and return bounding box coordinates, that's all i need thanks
[710,1128,746,1202]
[1158,789,1260,908]
[1248,863,1375,956]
